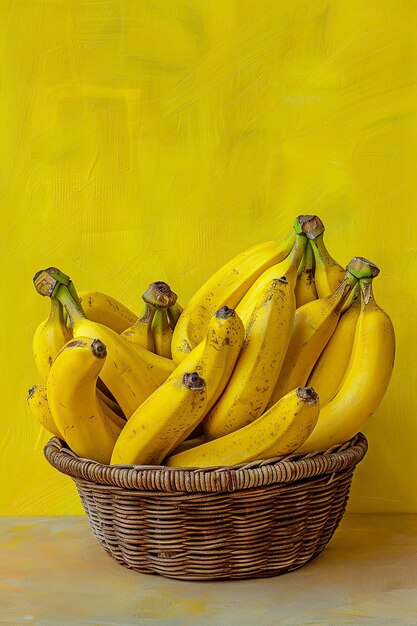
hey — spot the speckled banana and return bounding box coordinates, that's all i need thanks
[170,306,245,414]
[34,273,159,418]
[111,372,207,466]
[204,278,295,440]
[166,387,319,468]
[171,235,295,364]
[267,270,358,408]
[78,291,138,334]
[297,276,395,453]
[305,216,346,298]
[32,297,72,382]
[47,337,122,463]
[121,303,155,352]
[27,384,63,439]
[295,241,318,308]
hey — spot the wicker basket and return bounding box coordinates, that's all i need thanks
[44,433,367,581]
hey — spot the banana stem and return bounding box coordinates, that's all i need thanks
[142,281,178,308]
[33,268,85,315]
[168,301,183,327]
[55,284,87,328]
[347,257,380,280]
[359,276,376,306]
[295,215,324,239]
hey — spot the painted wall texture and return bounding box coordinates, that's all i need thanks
[1,0,416,514]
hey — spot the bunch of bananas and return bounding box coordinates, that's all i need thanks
[29,215,395,468]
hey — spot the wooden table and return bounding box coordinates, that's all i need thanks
[1,514,416,625]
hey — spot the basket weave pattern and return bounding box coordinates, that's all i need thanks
[45,433,367,580]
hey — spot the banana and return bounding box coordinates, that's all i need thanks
[152,308,173,359]
[121,303,155,352]
[34,274,160,419]
[111,372,207,466]
[267,270,358,407]
[96,386,125,418]
[33,297,72,382]
[305,216,346,298]
[47,337,122,463]
[294,241,318,308]
[170,306,245,413]
[166,387,319,468]
[297,276,395,453]
[27,384,63,439]
[307,284,361,406]
[204,277,295,440]
[171,234,295,365]
[78,291,138,334]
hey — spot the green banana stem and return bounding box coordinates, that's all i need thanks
[347,256,380,280]
[296,215,324,239]
[297,240,315,276]
[135,302,155,326]
[33,268,85,315]
[142,281,178,309]
[54,284,87,329]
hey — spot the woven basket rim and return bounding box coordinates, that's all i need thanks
[44,433,367,494]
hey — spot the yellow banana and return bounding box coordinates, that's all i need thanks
[306,216,346,298]
[204,277,295,440]
[111,372,207,466]
[121,303,155,352]
[152,308,173,359]
[37,278,160,418]
[294,241,318,308]
[47,337,122,463]
[27,384,63,439]
[234,215,317,326]
[166,387,319,468]
[307,284,361,406]
[96,385,125,418]
[267,271,358,407]
[297,276,395,453]
[33,297,72,382]
[171,234,295,364]
[170,306,245,413]
[78,290,138,334]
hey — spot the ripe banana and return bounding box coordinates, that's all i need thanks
[267,271,358,407]
[27,384,63,439]
[111,372,207,466]
[166,387,319,468]
[33,297,72,382]
[170,306,245,413]
[47,337,122,463]
[96,393,126,430]
[307,284,361,406]
[171,234,295,364]
[121,303,155,352]
[204,277,295,440]
[306,216,346,298]
[40,278,160,418]
[297,276,395,453]
[295,241,318,308]
[78,291,138,334]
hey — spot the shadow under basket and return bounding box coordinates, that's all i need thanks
[44,433,367,581]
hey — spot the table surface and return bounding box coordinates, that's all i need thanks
[1,513,416,625]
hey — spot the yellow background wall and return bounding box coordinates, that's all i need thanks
[1,0,416,515]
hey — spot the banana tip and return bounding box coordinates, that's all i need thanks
[297,387,319,404]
